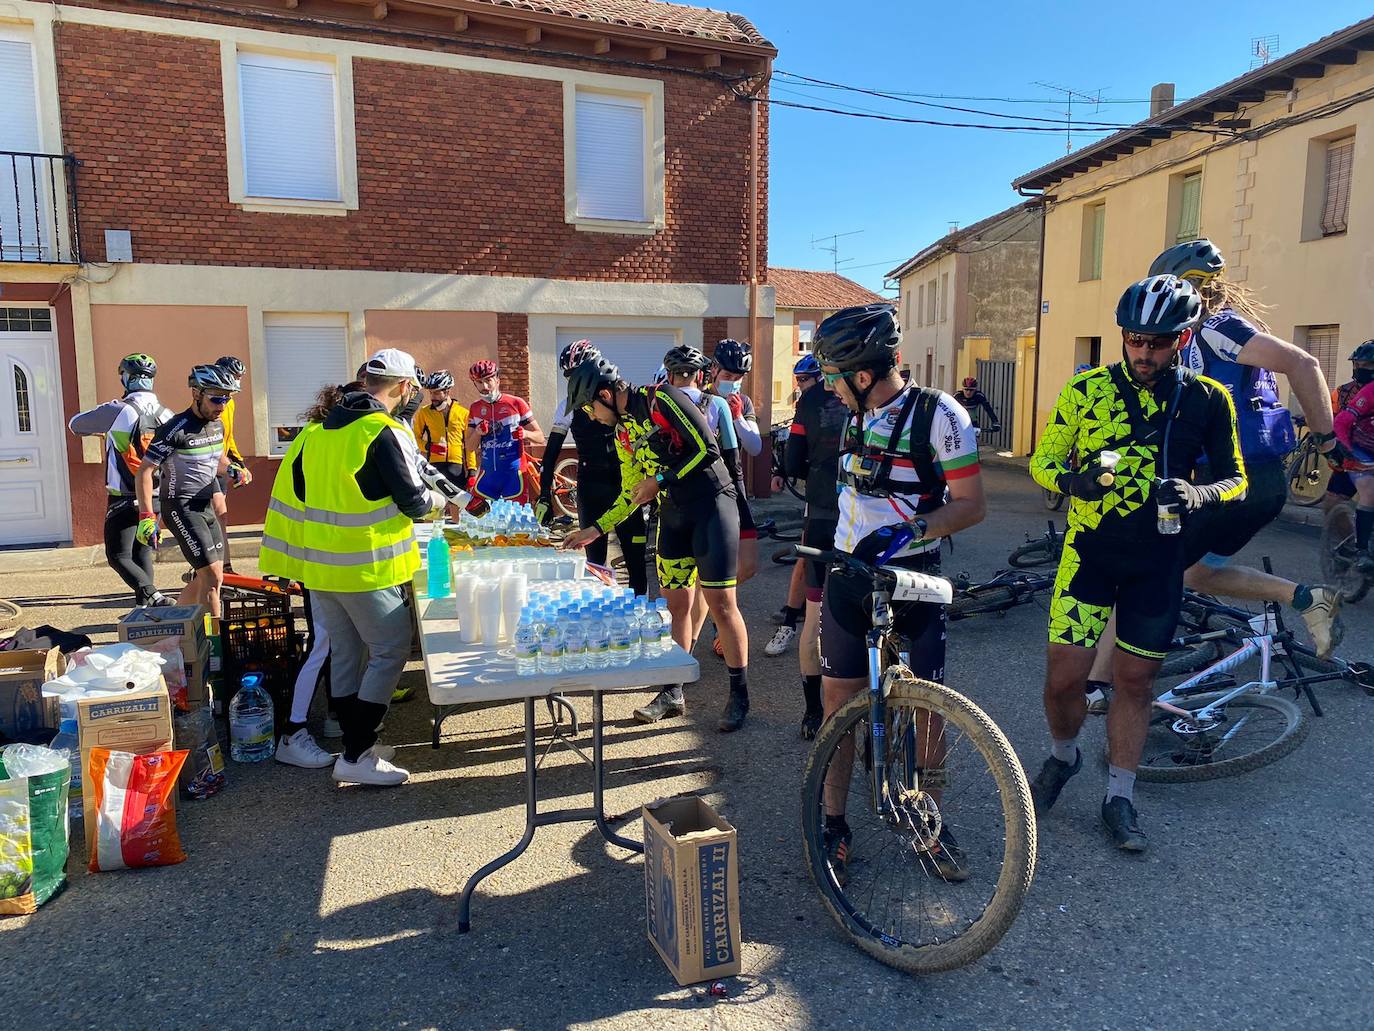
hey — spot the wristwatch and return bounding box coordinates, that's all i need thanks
[912,517,929,540]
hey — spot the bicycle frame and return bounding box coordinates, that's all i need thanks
[1155,633,1276,725]
[864,589,915,816]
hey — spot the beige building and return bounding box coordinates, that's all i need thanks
[767,267,883,422]
[1013,15,1374,438]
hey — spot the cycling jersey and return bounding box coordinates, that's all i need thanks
[1184,308,1295,464]
[221,397,244,465]
[413,401,474,469]
[835,386,979,561]
[1335,379,1374,462]
[468,393,533,500]
[144,408,226,504]
[709,387,762,457]
[546,398,620,475]
[68,390,173,496]
[785,382,848,520]
[955,389,998,429]
[682,388,737,451]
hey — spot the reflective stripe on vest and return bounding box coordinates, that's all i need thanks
[258,423,318,584]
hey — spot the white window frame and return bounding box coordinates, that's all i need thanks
[262,313,352,455]
[221,43,358,216]
[563,80,665,235]
[797,320,816,347]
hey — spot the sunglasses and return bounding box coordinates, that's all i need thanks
[1123,332,1180,351]
[822,370,847,385]
[206,394,233,405]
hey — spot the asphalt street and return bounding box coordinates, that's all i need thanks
[2,465,1371,1030]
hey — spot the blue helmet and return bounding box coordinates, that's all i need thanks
[1074,363,1093,375]
[793,353,821,376]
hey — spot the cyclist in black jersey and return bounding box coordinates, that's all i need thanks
[561,356,752,732]
[135,364,240,618]
[539,341,648,595]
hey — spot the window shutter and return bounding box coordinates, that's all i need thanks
[1177,173,1202,242]
[555,329,675,396]
[264,317,351,454]
[239,54,341,202]
[940,272,950,322]
[1321,137,1354,236]
[916,285,924,326]
[927,279,937,324]
[1090,205,1106,279]
[1302,325,1341,384]
[0,35,43,260]
[575,92,646,221]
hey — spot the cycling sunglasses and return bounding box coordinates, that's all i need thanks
[1123,332,1181,351]
[205,393,233,405]
[822,370,848,386]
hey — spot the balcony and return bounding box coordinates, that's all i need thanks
[1,152,81,265]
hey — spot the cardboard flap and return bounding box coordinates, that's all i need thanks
[645,795,735,840]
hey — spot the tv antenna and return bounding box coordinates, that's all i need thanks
[1250,34,1280,68]
[1033,80,1106,154]
[811,229,864,273]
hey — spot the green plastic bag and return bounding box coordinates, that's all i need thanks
[0,744,70,915]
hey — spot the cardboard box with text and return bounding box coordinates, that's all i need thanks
[76,679,174,853]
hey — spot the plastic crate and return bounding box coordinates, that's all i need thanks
[220,590,303,734]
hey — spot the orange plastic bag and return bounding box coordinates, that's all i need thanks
[87,748,188,872]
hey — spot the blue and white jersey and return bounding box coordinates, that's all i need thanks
[1184,307,1258,370]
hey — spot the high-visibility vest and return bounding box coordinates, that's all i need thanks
[259,414,420,592]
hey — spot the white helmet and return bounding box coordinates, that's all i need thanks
[363,348,421,384]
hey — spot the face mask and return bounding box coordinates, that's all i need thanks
[481,390,501,403]
[716,379,740,396]
[394,387,422,422]
[1355,367,1374,385]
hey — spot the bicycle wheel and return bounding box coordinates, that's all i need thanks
[1157,640,1222,678]
[786,476,806,502]
[1320,502,1369,603]
[948,586,1018,621]
[801,670,1035,973]
[1285,441,1326,507]
[1007,537,1058,568]
[551,456,580,521]
[1042,486,1065,512]
[1137,691,1307,783]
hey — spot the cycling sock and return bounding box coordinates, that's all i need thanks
[781,605,803,629]
[1357,507,1374,550]
[728,666,749,696]
[1051,737,1079,765]
[1105,765,1136,804]
[802,674,822,714]
[1292,584,1313,610]
[824,813,850,835]
[286,719,309,736]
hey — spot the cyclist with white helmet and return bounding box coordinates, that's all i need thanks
[707,339,764,584]
[412,369,474,491]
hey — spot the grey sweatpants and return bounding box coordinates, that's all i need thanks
[310,586,411,706]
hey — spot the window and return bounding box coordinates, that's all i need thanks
[916,285,925,327]
[940,272,950,322]
[1321,136,1354,236]
[12,363,32,434]
[1176,172,1202,242]
[237,52,342,203]
[0,26,47,261]
[264,315,351,454]
[1081,203,1105,281]
[1298,325,1341,384]
[797,320,816,348]
[574,90,647,223]
[773,380,784,404]
[926,279,937,325]
[0,307,52,332]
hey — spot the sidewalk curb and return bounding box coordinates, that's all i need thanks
[0,527,265,575]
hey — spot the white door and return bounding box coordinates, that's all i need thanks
[555,329,678,401]
[0,310,71,545]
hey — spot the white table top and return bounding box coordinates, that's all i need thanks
[416,593,701,706]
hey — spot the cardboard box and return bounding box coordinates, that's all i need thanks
[0,647,62,742]
[76,679,174,853]
[119,604,208,656]
[642,795,742,986]
[183,640,212,711]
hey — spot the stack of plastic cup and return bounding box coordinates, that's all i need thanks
[476,582,503,644]
[500,573,528,645]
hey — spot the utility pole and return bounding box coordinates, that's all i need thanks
[1033,81,1106,154]
[811,229,863,274]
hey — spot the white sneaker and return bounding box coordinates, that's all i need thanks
[275,729,337,769]
[764,624,797,657]
[1298,587,1342,660]
[322,716,342,738]
[332,748,408,787]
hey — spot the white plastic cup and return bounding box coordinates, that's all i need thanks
[1097,449,1121,487]
[538,558,559,582]
[476,582,503,645]
[501,574,528,643]
[556,557,578,581]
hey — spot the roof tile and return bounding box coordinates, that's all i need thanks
[468,0,772,48]
[767,267,885,310]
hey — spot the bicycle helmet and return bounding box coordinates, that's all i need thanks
[1115,275,1201,336]
[652,365,669,385]
[962,376,978,389]
[423,369,455,391]
[565,355,622,413]
[1148,238,1225,284]
[469,360,499,382]
[1074,363,1093,375]
[187,363,241,393]
[713,338,753,374]
[664,344,711,374]
[558,339,600,375]
[792,353,821,377]
[1349,340,1374,362]
[215,355,246,378]
[118,353,157,379]
[812,303,901,373]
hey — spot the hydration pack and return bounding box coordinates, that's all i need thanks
[1186,322,1295,463]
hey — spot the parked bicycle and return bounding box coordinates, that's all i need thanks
[1284,415,1330,507]
[947,569,1051,622]
[1007,521,1064,568]
[1320,500,1373,603]
[796,545,1035,974]
[770,421,805,502]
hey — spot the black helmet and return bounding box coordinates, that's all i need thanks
[663,345,711,374]
[812,303,901,373]
[215,355,246,378]
[188,363,241,393]
[422,369,454,390]
[566,355,621,412]
[119,353,157,379]
[1349,340,1374,362]
[1115,275,1201,336]
[1149,239,1225,284]
[713,338,753,374]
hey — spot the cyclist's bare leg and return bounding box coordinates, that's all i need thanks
[737,537,758,583]
[800,600,821,678]
[178,561,224,618]
[1087,610,1117,684]
[786,559,806,611]
[1184,562,1299,607]
[1105,649,1160,770]
[821,675,865,817]
[1044,643,1094,744]
[688,587,709,647]
[663,586,695,653]
[702,586,747,666]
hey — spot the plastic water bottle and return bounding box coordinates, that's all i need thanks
[49,718,84,820]
[514,611,538,675]
[1157,502,1181,536]
[607,605,633,667]
[585,605,610,670]
[538,608,566,674]
[654,598,673,657]
[229,672,275,762]
[426,522,452,598]
[563,611,587,673]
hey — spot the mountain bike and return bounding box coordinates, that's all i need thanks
[770,422,804,502]
[1320,500,1373,603]
[796,544,1035,973]
[1041,485,1065,512]
[947,569,1051,622]
[1007,521,1064,568]
[1284,416,1328,507]
[524,454,579,520]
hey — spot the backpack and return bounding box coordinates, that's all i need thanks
[841,386,946,501]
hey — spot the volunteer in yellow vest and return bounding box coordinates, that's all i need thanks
[212,355,253,573]
[411,368,475,489]
[260,348,465,787]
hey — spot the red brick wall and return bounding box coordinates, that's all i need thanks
[52,15,767,284]
[495,313,530,399]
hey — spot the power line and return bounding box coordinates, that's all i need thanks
[763,96,1179,134]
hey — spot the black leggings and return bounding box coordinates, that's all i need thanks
[579,478,648,596]
[104,496,157,604]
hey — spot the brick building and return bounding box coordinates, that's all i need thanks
[0,0,774,546]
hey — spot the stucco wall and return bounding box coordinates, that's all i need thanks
[362,310,499,393]
[897,252,959,390]
[966,233,1040,363]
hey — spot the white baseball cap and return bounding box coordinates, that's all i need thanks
[363,348,421,384]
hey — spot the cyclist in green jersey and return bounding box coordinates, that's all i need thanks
[1029,275,1247,853]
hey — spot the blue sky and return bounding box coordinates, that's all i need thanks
[740,0,1373,294]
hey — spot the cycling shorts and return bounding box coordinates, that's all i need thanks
[655,487,740,590]
[1182,460,1286,568]
[1049,527,1183,660]
[1328,470,1355,499]
[214,474,228,496]
[820,553,945,680]
[164,497,224,570]
[735,481,756,540]
[580,480,648,597]
[802,515,837,602]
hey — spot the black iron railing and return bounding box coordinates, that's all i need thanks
[1,151,81,264]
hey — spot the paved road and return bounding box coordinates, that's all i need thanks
[3,466,1371,1030]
